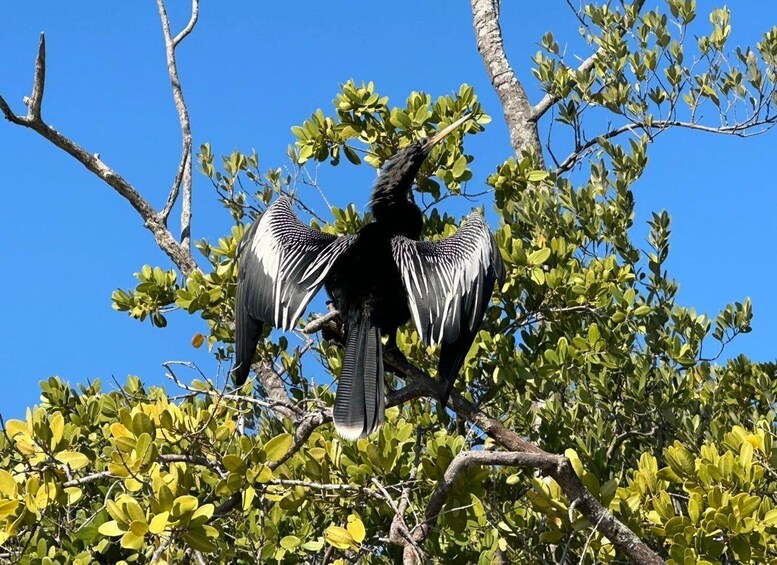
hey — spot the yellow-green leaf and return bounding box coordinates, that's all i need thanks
[325,526,354,550]
[49,412,65,447]
[346,514,365,543]
[65,486,83,504]
[263,433,293,462]
[0,500,19,519]
[120,530,145,551]
[527,248,551,266]
[4,420,28,438]
[55,451,90,471]
[280,535,301,550]
[223,454,246,474]
[129,520,148,536]
[0,470,17,497]
[172,495,199,516]
[527,170,549,182]
[98,520,126,537]
[149,511,169,534]
[184,529,218,553]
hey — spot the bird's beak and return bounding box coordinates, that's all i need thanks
[427,113,473,148]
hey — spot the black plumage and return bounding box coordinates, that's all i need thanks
[233,114,504,439]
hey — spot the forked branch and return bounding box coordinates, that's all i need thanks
[0,34,199,276]
[157,0,198,250]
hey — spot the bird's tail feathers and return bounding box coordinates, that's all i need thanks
[333,311,385,439]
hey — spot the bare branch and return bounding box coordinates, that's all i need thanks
[27,33,46,120]
[469,0,544,163]
[173,0,200,47]
[62,470,112,488]
[302,309,341,334]
[0,36,199,276]
[413,451,560,549]
[156,0,196,250]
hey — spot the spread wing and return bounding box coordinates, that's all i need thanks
[391,213,504,401]
[233,196,354,385]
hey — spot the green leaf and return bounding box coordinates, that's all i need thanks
[527,248,551,266]
[280,535,301,550]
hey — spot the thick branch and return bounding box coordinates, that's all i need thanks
[0,35,198,276]
[410,450,560,556]
[469,0,544,163]
[157,0,196,250]
[382,350,664,564]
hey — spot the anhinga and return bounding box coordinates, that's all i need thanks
[233,114,504,439]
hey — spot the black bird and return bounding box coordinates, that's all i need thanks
[233,114,504,439]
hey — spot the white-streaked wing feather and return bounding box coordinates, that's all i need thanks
[391,213,504,346]
[237,196,354,331]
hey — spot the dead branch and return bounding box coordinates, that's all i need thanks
[469,0,544,163]
[0,34,199,276]
[157,0,198,249]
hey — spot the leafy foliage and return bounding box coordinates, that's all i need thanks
[3,1,777,563]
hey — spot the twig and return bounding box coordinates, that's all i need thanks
[151,535,174,563]
[28,34,46,120]
[302,309,341,334]
[62,471,112,488]
[556,116,777,173]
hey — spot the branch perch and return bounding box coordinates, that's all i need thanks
[382,349,664,565]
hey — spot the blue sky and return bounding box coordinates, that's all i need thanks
[0,1,775,418]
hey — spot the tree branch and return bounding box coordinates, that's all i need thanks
[27,33,46,120]
[173,0,200,47]
[382,349,664,564]
[406,450,560,563]
[556,116,777,173]
[0,35,199,276]
[157,0,197,250]
[531,0,647,121]
[469,0,544,163]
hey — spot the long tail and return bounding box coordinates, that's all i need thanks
[333,311,385,440]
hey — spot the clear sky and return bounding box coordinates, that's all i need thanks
[1,1,775,418]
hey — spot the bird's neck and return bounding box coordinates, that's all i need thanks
[370,183,423,239]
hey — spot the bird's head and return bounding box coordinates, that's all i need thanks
[371,113,472,211]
